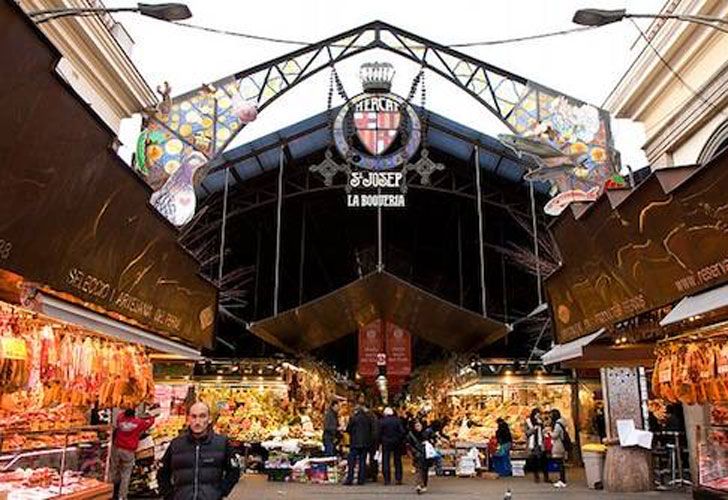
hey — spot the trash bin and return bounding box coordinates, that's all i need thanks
[582,444,606,489]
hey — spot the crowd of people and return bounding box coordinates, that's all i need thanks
[320,397,573,494]
[324,395,446,494]
[107,398,573,499]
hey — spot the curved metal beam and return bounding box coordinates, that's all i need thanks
[143,20,615,177]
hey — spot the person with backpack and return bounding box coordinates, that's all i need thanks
[549,409,572,488]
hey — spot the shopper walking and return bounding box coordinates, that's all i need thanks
[323,400,340,456]
[157,402,240,499]
[549,409,570,488]
[493,418,513,477]
[525,408,549,483]
[407,420,434,494]
[112,408,155,500]
[367,406,381,482]
[379,407,406,485]
[429,416,450,476]
[344,401,373,485]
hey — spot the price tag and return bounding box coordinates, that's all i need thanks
[0,337,28,360]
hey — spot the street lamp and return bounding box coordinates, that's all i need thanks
[29,3,192,24]
[573,8,728,34]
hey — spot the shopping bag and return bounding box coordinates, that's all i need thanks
[424,441,438,459]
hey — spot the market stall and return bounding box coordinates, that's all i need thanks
[0,300,156,499]
[406,359,600,477]
[651,321,728,497]
[128,357,345,492]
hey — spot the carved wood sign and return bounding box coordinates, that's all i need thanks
[0,2,217,348]
[546,151,728,344]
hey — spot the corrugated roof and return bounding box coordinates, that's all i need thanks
[200,108,545,196]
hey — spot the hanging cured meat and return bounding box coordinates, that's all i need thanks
[1,308,155,411]
[653,337,728,406]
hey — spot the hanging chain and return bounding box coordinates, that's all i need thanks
[420,69,428,145]
[405,67,424,104]
[326,67,336,130]
[331,65,348,101]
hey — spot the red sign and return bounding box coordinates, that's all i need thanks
[358,319,384,376]
[385,321,411,376]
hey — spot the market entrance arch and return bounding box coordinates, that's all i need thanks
[138,21,618,205]
[134,20,620,366]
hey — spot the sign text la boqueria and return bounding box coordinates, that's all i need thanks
[311,62,447,206]
[347,172,406,208]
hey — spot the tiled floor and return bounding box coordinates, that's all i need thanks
[229,469,693,500]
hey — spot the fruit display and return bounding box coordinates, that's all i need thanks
[150,415,186,443]
[410,373,580,443]
[198,386,301,443]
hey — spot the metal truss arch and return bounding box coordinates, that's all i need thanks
[144,20,613,167]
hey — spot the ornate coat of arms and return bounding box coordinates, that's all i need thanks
[332,62,421,171]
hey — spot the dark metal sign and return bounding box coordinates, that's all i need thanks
[0,3,217,349]
[546,153,728,344]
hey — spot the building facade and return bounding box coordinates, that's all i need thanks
[18,0,156,134]
[604,0,728,168]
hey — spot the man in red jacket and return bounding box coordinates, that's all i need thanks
[112,408,155,499]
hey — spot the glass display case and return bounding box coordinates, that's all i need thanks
[697,404,728,495]
[0,425,112,499]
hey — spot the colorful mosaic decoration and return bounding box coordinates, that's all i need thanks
[137,22,621,224]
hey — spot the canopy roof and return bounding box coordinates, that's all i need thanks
[249,271,509,353]
[198,108,545,198]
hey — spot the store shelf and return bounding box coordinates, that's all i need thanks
[0,440,105,460]
[58,482,113,500]
[0,424,112,438]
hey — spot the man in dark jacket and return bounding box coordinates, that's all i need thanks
[378,407,405,485]
[367,407,380,482]
[344,403,373,485]
[158,402,240,499]
[323,400,340,456]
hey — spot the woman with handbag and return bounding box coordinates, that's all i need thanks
[549,409,570,488]
[524,408,549,483]
[406,420,435,494]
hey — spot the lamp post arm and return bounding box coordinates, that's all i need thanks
[628,13,728,34]
[30,7,139,24]
[628,13,728,26]
[28,7,137,17]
